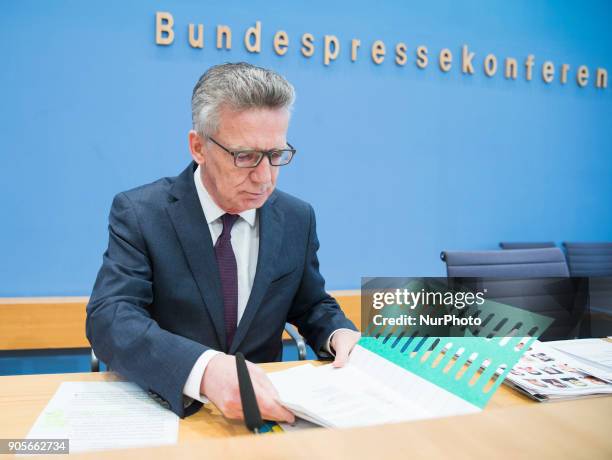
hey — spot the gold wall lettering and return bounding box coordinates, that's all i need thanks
[154,12,609,90]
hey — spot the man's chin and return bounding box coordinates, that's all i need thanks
[240,193,271,210]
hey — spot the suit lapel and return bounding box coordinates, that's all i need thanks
[230,193,284,354]
[166,163,226,348]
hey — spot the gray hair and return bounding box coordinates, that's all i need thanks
[191,62,296,137]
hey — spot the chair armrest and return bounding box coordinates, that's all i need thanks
[284,323,307,360]
[91,349,100,372]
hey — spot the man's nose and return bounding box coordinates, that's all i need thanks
[250,156,273,184]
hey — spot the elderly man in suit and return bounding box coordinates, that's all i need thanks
[86,62,360,423]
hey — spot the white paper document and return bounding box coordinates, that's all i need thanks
[268,345,480,429]
[26,382,178,453]
[549,339,612,375]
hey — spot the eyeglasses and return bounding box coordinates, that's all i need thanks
[207,136,296,168]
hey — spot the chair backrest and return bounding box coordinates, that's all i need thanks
[440,248,569,277]
[563,242,612,276]
[499,242,556,250]
[439,248,583,340]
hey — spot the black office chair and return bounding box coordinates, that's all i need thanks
[562,242,612,337]
[439,248,587,340]
[499,242,556,250]
[91,322,307,371]
[441,248,569,278]
[562,242,612,276]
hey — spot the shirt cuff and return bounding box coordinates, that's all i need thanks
[326,328,355,356]
[182,349,223,403]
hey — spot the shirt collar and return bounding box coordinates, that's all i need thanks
[193,165,256,227]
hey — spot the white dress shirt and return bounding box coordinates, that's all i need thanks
[182,166,258,402]
[183,166,349,404]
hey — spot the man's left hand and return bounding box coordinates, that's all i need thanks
[331,329,361,368]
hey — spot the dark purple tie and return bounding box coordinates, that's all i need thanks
[215,213,240,350]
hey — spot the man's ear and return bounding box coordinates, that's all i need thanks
[188,130,206,165]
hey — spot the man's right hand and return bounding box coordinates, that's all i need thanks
[200,353,295,424]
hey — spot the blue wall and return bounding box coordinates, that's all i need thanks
[2,0,611,296]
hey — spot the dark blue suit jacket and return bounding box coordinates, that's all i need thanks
[86,162,356,417]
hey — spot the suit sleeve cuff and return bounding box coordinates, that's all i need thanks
[326,328,355,356]
[182,349,222,403]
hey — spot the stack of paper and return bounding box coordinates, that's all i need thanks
[26,382,179,453]
[502,340,612,402]
[548,338,612,375]
[268,344,481,429]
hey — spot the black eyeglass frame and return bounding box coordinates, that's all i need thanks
[207,136,296,168]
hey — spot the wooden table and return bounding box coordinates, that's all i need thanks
[0,361,610,459]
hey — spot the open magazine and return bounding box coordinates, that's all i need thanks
[499,339,612,402]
